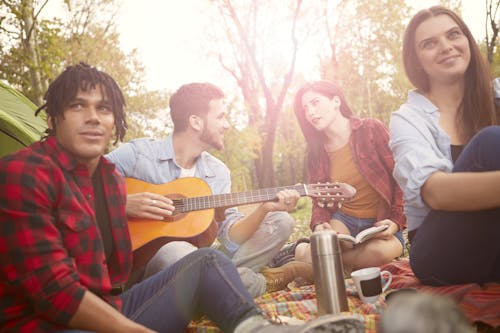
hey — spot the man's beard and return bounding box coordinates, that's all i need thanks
[200,127,224,150]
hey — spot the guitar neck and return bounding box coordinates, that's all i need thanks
[175,184,308,213]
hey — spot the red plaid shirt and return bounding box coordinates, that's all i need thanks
[309,117,406,231]
[0,137,132,332]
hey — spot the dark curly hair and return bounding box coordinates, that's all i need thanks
[35,62,127,144]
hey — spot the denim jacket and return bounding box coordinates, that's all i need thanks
[106,136,244,253]
[389,85,500,231]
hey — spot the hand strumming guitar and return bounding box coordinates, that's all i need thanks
[126,192,175,221]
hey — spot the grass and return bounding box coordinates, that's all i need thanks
[288,197,314,242]
[238,197,313,242]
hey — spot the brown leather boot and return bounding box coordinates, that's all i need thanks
[261,260,314,293]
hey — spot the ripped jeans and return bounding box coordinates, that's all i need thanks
[145,211,295,297]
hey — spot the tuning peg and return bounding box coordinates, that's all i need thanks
[337,198,344,209]
[318,197,326,208]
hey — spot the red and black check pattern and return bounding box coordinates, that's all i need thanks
[309,117,406,231]
[0,137,132,332]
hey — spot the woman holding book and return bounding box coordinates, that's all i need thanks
[271,80,406,273]
[390,6,500,285]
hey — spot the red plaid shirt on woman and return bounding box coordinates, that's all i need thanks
[0,136,132,333]
[309,117,406,231]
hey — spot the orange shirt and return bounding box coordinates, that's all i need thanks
[328,144,380,218]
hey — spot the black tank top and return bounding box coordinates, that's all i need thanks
[91,166,113,262]
[451,144,465,163]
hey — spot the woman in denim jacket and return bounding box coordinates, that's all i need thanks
[390,6,500,285]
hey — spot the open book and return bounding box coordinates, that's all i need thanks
[338,224,389,246]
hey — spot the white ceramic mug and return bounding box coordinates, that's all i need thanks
[351,267,392,304]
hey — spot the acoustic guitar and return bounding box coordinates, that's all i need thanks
[126,177,356,269]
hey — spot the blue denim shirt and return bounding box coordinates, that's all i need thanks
[390,86,500,231]
[105,136,244,253]
[389,90,454,232]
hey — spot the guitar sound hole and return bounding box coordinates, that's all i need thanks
[166,197,187,222]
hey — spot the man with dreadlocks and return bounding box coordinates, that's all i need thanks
[0,63,364,333]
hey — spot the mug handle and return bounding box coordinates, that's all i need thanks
[381,270,393,292]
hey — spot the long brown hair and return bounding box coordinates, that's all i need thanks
[293,80,353,170]
[403,6,497,141]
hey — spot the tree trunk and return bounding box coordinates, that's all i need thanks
[486,0,500,64]
[21,0,44,105]
[216,0,301,188]
[257,113,277,187]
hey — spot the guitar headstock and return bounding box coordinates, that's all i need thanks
[305,182,356,208]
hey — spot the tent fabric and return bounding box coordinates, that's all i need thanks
[0,81,46,157]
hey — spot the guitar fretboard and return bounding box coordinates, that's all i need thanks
[174,184,307,212]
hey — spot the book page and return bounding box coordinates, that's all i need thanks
[337,233,356,244]
[356,224,389,243]
[337,225,389,245]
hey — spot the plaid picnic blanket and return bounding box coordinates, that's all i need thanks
[187,259,500,332]
[186,276,386,332]
[381,259,500,328]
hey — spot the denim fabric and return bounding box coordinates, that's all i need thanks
[145,211,295,297]
[410,126,500,285]
[106,136,295,297]
[56,248,258,333]
[390,87,500,232]
[331,211,405,247]
[105,136,245,253]
[390,90,454,231]
[224,211,295,296]
[143,241,198,279]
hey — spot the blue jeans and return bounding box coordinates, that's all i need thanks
[145,211,294,298]
[410,126,500,285]
[57,248,259,333]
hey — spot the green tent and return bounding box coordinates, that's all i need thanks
[0,81,47,157]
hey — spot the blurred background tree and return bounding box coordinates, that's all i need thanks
[204,0,305,188]
[1,1,499,239]
[0,0,170,141]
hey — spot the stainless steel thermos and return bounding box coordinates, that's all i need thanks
[311,230,349,315]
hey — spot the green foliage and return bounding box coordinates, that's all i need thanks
[274,104,307,185]
[288,197,313,242]
[2,0,499,207]
[0,0,169,140]
[125,89,171,141]
[321,0,413,123]
[210,97,261,192]
[0,14,66,102]
[492,50,500,77]
[212,126,261,192]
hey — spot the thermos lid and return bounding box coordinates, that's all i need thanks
[310,230,341,255]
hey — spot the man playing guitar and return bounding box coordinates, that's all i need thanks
[107,82,313,297]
